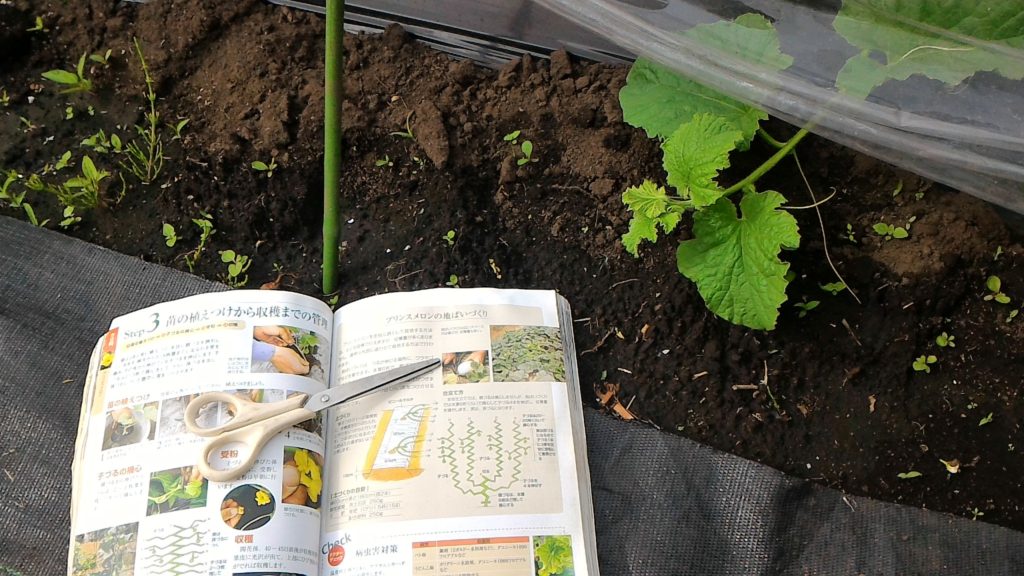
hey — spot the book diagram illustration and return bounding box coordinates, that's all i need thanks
[141,519,208,576]
[438,416,531,506]
[363,404,431,481]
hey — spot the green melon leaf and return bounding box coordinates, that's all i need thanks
[622,179,673,218]
[534,536,574,576]
[663,113,742,209]
[835,0,1024,98]
[677,190,800,330]
[621,181,683,256]
[619,14,792,144]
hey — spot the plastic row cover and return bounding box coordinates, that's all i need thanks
[537,0,1024,214]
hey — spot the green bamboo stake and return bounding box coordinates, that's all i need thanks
[323,0,344,294]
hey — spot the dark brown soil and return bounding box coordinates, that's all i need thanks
[3,0,1023,530]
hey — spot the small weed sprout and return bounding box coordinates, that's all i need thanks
[446,274,460,287]
[374,155,393,168]
[517,140,535,166]
[0,88,9,107]
[22,204,48,227]
[891,179,903,197]
[501,130,536,165]
[59,206,81,228]
[939,458,960,474]
[389,112,415,139]
[1007,309,1020,323]
[820,281,846,296]
[184,213,215,272]
[794,300,819,318]
[61,156,109,208]
[168,118,189,141]
[26,16,48,33]
[89,49,113,66]
[970,508,984,521]
[42,53,93,95]
[162,223,177,247]
[994,246,1004,261]
[872,222,908,240]
[122,38,165,184]
[64,106,74,120]
[984,276,1011,304]
[0,170,25,207]
[978,412,994,427]
[26,157,108,210]
[912,355,937,373]
[18,116,36,133]
[219,250,252,287]
[935,332,955,348]
[442,230,456,246]
[251,158,278,178]
[844,223,856,243]
[897,471,922,479]
[81,130,122,154]
[53,151,73,172]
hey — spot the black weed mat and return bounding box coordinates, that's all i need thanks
[1,215,1022,575]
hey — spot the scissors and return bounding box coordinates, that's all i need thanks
[184,358,440,482]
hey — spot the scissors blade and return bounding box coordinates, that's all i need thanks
[302,358,440,412]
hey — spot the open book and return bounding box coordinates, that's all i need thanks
[68,288,599,576]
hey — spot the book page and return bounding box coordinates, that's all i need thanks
[321,288,592,576]
[68,290,333,576]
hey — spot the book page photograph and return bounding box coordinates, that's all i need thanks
[70,291,334,576]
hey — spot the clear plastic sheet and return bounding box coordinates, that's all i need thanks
[536,0,1024,214]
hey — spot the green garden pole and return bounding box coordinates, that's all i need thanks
[323,0,344,294]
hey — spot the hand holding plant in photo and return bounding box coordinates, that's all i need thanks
[147,466,207,515]
[282,447,323,507]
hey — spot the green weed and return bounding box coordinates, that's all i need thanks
[122,39,165,184]
[42,53,93,95]
[251,158,278,178]
[219,250,252,287]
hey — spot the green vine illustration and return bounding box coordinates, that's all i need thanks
[142,520,207,575]
[439,416,529,506]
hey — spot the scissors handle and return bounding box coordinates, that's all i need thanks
[185,392,307,437]
[196,406,315,482]
[184,392,314,482]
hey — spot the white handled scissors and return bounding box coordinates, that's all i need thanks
[184,358,439,481]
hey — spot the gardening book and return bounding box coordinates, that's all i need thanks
[68,288,599,576]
